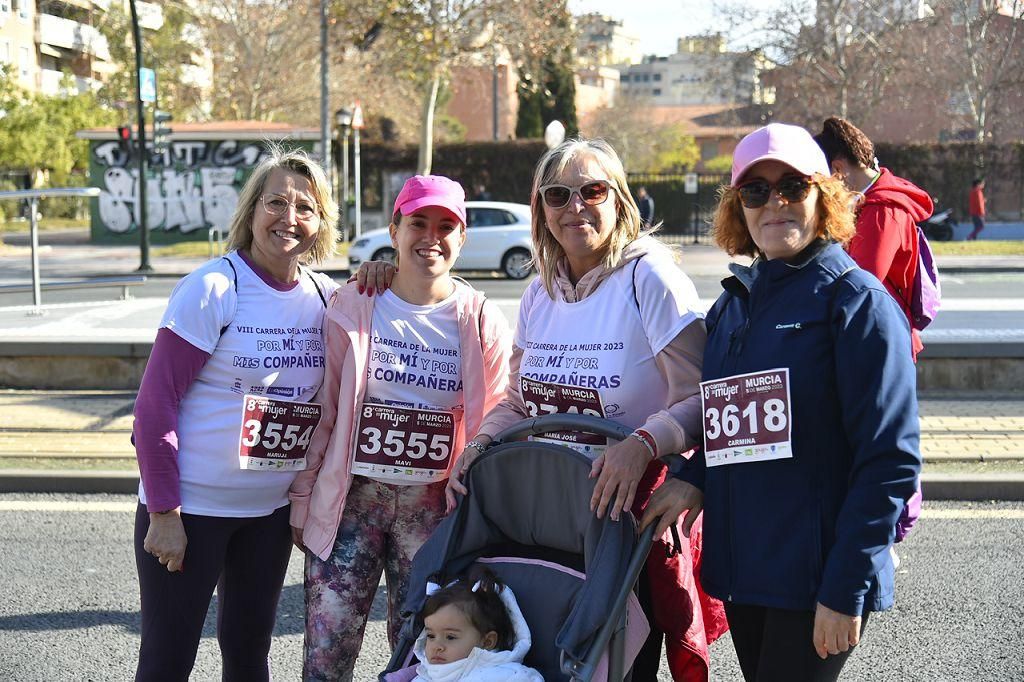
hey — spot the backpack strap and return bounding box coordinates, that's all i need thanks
[631,256,643,318]
[219,256,239,336]
[300,266,328,308]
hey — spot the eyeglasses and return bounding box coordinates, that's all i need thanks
[736,176,816,209]
[261,194,319,221]
[539,180,613,209]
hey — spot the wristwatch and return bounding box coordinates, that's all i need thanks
[465,440,488,455]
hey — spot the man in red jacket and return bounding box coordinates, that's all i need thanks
[968,178,986,240]
[814,117,933,360]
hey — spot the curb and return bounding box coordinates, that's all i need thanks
[0,469,139,494]
[1,470,1023,501]
[920,473,1024,501]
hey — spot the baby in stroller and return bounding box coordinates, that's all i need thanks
[411,566,543,681]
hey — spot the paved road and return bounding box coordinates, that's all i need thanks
[0,494,1021,681]
[1,271,1022,345]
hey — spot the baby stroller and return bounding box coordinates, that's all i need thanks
[380,414,675,682]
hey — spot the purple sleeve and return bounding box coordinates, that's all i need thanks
[895,482,922,542]
[133,327,211,512]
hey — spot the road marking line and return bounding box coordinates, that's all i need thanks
[0,501,1022,518]
[921,509,1024,519]
[0,501,136,512]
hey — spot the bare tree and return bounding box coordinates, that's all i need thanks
[336,0,573,173]
[582,96,699,173]
[943,0,1024,142]
[718,0,919,126]
[197,0,321,122]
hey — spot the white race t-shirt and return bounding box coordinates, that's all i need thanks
[354,289,465,484]
[517,251,703,456]
[138,251,337,517]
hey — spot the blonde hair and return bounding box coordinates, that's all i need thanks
[711,174,856,258]
[530,138,646,297]
[226,145,339,265]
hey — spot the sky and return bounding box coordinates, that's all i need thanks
[571,0,786,57]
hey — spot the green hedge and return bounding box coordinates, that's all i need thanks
[875,142,1024,220]
[356,140,1024,220]
[357,140,549,207]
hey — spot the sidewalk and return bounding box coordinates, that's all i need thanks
[0,389,1022,499]
[2,231,1023,288]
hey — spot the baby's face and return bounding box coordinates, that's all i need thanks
[423,604,493,665]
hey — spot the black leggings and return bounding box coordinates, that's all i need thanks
[724,602,870,682]
[133,503,293,682]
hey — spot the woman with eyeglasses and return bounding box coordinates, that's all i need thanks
[131,148,338,680]
[641,123,921,681]
[442,138,728,681]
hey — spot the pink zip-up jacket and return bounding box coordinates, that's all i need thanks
[289,279,512,561]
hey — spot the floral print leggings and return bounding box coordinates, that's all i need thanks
[302,475,447,681]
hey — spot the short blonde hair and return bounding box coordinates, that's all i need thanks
[711,174,856,258]
[530,138,646,297]
[226,145,339,265]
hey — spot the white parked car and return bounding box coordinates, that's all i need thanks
[346,201,535,279]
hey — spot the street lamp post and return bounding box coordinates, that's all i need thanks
[335,107,352,240]
[352,104,364,240]
[319,0,332,186]
[128,0,152,273]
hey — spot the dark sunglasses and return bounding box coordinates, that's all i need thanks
[539,180,612,209]
[736,175,815,209]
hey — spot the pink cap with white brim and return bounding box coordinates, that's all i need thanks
[393,175,467,226]
[731,123,831,186]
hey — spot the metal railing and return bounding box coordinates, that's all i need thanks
[0,187,145,316]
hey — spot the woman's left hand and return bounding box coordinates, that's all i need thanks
[589,437,651,521]
[812,602,862,659]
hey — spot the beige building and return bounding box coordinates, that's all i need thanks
[0,0,208,99]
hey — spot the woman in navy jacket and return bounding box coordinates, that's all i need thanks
[642,123,921,681]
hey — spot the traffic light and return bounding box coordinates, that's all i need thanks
[153,110,172,155]
[116,125,133,159]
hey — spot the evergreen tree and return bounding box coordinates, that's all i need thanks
[515,73,544,138]
[541,53,578,138]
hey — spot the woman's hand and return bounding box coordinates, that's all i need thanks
[445,437,492,513]
[291,525,305,552]
[638,478,704,538]
[589,438,651,521]
[812,602,862,659]
[144,509,187,573]
[348,260,396,296]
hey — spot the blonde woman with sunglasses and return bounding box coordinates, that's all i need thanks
[642,124,921,681]
[444,138,728,681]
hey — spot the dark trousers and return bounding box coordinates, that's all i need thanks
[968,215,985,240]
[724,602,869,682]
[134,503,293,682]
[631,567,662,680]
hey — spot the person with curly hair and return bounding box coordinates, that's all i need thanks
[643,124,921,682]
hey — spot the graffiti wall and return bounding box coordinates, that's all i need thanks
[89,139,312,243]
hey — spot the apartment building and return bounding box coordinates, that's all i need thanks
[618,34,771,107]
[0,0,193,97]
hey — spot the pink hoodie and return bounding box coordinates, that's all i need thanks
[289,280,512,560]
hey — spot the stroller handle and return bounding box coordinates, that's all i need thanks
[490,413,633,445]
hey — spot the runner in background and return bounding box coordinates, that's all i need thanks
[288,175,512,680]
[642,124,921,681]
[132,148,338,681]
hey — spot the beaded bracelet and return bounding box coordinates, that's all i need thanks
[629,429,657,459]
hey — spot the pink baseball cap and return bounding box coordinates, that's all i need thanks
[393,175,467,225]
[731,123,831,186]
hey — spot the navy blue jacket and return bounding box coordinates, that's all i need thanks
[678,240,920,616]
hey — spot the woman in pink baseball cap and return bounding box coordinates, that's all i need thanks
[642,124,921,681]
[288,175,513,679]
